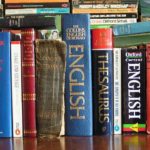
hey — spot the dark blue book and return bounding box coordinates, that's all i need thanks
[91,28,113,135]
[62,14,93,136]
[0,32,12,137]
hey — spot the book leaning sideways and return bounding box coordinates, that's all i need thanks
[113,21,150,36]
[0,32,12,137]
[62,14,93,136]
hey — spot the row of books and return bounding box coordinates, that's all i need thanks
[0,0,139,27]
[1,14,150,138]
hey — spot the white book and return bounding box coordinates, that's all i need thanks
[113,48,122,134]
[11,41,23,137]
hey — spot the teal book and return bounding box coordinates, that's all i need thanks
[0,32,12,137]
[62,14,93,136]
[113,21,150,36]
[114,32,150,47]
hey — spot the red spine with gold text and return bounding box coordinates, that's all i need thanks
[21,28,36,137]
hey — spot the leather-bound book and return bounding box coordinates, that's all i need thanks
[21,28,36,137]
[35,39,66,137]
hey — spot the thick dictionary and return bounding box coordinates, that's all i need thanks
[35,39,66,137]
[122,48,146,133]
[21,28,36,137]
[62,14,93,136]
[91,28,113,135]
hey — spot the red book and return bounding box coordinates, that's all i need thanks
[91,28,113,50]
[147,44,150,134]
[21,28,36,137]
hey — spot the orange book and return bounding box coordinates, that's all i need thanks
[5,0,69,3]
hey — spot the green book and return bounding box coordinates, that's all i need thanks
[114,32,150,47]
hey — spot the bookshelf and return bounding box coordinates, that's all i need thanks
[1,0,150,149]
[0,135,150,150]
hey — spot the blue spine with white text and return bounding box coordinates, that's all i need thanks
[62,14,93,136]
[0,32,12,137]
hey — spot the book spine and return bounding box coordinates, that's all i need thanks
[114,33,150,48]
[5,7,70,15]
[35,40,66,137]
[0,15,55,28]
[146,44,150,134]
[21,28,36,137]
[5,2,70,9]
[113,48,122,134]
[122,48,146,133]
[90,18,137,25]
[5,0,69,3]
[0,32,12,137]
[72,7,138,14]
[90,13,138,19]
[91,28,113,135]
[11,41,23,137]
[62,14,93,136]
[113,21,150,36]
[75,3,138,9]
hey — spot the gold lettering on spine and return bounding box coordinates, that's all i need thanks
[69,44,85,120]
[98,53,110,123]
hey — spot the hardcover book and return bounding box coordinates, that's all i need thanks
[0,32,12,137]
[91,28,113,135]
[0,15,56,29]
[62,14,93,136]
[21,28,36,137]
[146,44,150,134]
[11,41,23,137]
[114,32,150,48]
[35,40,66,137]
[121,48,146,133]
[113,21,150,36]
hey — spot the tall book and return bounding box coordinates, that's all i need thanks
[146,44,150,134]
[0,32,12,137]
[11,41,23,137]
[113,48,122,134]
[122,48,146,133]
[62,14,93,136]
[21,28,36,137]
[91,28,113,135]
[35,40,66,137]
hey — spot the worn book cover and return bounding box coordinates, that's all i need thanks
[91,28,113,135]
[62,14,93,136]
[0,32,12,137]
[122,48,146,133]
[35,39,66,137]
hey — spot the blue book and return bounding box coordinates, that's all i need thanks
[91,28,113,135]
[113,21,150,36]
[62,14,93,136]
[0,32,12,137]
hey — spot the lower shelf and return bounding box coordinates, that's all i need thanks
[0,134,149,150]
